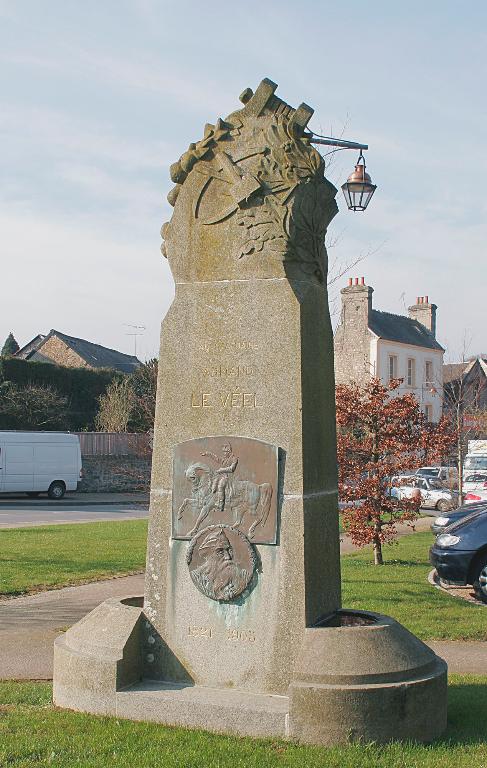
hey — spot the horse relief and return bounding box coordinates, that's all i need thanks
[172,437,278,545]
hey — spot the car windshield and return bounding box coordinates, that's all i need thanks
[427,479,445,490]
[465,457,487,471]
[417,469,437,477]
[465,474,487,483]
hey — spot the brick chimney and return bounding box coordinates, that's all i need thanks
[408,296,437,337]
[340,276,373,326]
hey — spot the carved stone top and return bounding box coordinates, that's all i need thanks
[161,78,338,285]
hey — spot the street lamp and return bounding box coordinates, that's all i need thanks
[340,153,377,212]
[306,133,377,212]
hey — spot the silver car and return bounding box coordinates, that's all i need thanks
[390,475,456,512]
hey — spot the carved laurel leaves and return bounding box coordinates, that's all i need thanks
[235,117,335,282]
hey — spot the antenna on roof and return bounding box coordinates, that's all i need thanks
[124,324,145,358]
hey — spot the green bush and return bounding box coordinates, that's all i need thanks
[0,358,119,430]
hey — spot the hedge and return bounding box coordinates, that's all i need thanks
[0,358,120,430]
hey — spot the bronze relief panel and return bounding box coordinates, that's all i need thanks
[172,436,278,545]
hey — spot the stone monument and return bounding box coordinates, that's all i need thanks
[53,78,447,744]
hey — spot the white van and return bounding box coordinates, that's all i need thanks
[463,440,487,481]
[0,432,82,499]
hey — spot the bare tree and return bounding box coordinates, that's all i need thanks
[129,359,158,432]
[95,378,135,433]
[0,383,68,429]
[326,239,386,320]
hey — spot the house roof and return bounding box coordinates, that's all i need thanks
[16,330,141,373]
[443,357,487,384]
[15,334,46,359]
[443,362,468,384]
[368,310,444,351]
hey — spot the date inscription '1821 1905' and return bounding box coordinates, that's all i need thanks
[172,436,279,545]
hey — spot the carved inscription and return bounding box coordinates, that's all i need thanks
[197,340,259,354]
[226,628,256,642]
[191,392,261,409]
[202,365,254,378]
[190,339,262,410]
[188,625,212,639]
[186,626,257,642]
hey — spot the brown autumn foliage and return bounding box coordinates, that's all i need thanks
[336,378,456,565]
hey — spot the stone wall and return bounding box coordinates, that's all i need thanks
[34,335,90,369]
[334,282,373,385]
[78,455,151,492]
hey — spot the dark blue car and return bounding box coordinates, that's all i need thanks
[430,507,487,603]
[430,500,487,534]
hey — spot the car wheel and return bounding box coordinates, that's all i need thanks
[26,492,40,498]
[473,556,487,604]
[48,481,65,500]
[436,499,451,513]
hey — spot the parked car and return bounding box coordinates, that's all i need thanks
[464,489,487,504]
[430,508,487,603]
[0,431,82,499]
[463,473,487,493]
[389,475,456,512]
[430,500,487,534]
[415,466,458,485]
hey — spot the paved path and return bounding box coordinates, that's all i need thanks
[1,566,485,681]
[427,641,487,675]
[0,575,145,679]
[340,514,434,553]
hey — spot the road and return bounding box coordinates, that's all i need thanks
[0,495,149,528]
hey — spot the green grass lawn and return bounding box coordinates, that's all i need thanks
[0,678,486,768]
[0,520,148,597]
[341,530,487,641]
[1,521,485,642]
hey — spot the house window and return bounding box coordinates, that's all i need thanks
[425,360,433,385]
[388,354,398,382]
[424,404,433,421]
[407,358,416,387]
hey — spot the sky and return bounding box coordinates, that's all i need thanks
[1,1,486,362]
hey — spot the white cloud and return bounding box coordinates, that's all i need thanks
[0,103,176,172]
[0,44,236,117]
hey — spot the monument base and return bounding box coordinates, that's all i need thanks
[53,601,447,745]
[117,682,288,738]
[288,609,447,745]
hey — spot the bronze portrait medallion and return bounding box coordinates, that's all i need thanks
[186,524,256,602]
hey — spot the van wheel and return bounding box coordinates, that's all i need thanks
[26,492,40,498]
[48,481,65,500]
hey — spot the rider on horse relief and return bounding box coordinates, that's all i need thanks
[201,442,238,512]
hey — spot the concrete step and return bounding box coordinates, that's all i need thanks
[116,681,289,738]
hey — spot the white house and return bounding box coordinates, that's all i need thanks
[334,278,444,422]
